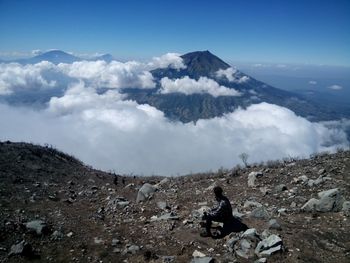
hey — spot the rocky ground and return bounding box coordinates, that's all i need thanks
[0,141,350,263]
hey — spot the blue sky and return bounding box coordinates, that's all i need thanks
[0,0,349,65]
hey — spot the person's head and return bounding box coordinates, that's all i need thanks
[213,186,223,200]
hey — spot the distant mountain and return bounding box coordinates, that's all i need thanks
[11,50,116,64]
[126,51,347,122]
[91,53,114,62]
[14,50,81,64]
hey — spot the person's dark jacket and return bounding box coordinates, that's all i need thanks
[208,195,233,222]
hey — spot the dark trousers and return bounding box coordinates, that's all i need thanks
[205,215,248,234]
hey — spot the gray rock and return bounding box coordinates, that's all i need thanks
[136,183,156,202]
[124,245,140,255]
[8,240,34,257]
[249,206,270,220]
[255,258,267,263]
[106,197,129,211]
[190,257,214,263]
[226,237,239,252]
[25,220,48,235]
[241,228,260,241]
[151,212,179,221]
[294,175,308,184]
[342,201,350,216]
[51,230,64,241]
[157,201,168,210]
[232,208,245,219]
[318,168,326,175]
[275,184,287,192]
[248,171,263,187]
[317,188,339,199]
[156,178,170,188]
[260,187,269,195]
[244,200,262,209]
[302,188,345,212]
[112,238,121,246]
[255,234,283,256]
[192,206,210,219]
[268,219,282,230]
[301,198,319,212]
[162,256,176,262]
[235,238,254,259]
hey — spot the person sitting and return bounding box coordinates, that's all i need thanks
[200,186,247,237]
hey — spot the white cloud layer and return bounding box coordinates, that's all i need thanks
[328,84,343,90]
[160,76,241,97]
[0,57,349,175]
[309,80,317,85]
[216,67,250,83]
[0,82,348,175]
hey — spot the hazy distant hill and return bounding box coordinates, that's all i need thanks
[8,50,114,64]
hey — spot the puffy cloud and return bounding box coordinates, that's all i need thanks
[328,84,343,90]
[216,67,250,83]
[31,49,43,55]
[160,76,241,97]
[0,83,347,175]
[216,67,237,82]
[0,61,57,95]
[58,60,155,89]
[309,80,317,85]
[0,59,156,95]
[149,53,186,69]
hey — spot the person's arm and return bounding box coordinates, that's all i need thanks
[208,200,225,217]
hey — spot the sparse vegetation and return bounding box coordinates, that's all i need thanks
[238,152,249,167]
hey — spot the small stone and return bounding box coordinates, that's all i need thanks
[157,201,168,210]
[192,250,206,257]
[67,232,73,237]
[275,184,287,192]
[94,237,103,244]
[8,240,34,258]
[244,200,262,209]
[112,238,121,246]
[25,220,49,236]
[249,206,270,220]
[51,230,64,241]
[191,257,214,263]
[162,256,176,262]
[241,228,260,241]
[268,219,282,230]
[125,245,140,255]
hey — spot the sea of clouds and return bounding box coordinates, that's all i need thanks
[0,53,348,175]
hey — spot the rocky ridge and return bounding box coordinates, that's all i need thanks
[0,141,350,262]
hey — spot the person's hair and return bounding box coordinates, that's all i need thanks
[213,186,223,197]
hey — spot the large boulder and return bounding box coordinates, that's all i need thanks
[136,183,156,202]
[255,234,283,257]
[301,188,345,212]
